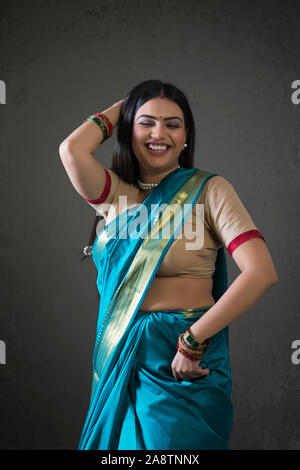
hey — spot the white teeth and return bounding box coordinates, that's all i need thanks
[148,144,168,150]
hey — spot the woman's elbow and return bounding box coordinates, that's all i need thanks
[268,272,279,287]
[245,265,279,289]
[59,139,73,160]
[272,269,279,284]
[261,269,279,288]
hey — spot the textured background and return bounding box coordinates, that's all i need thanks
[0,0,299,450]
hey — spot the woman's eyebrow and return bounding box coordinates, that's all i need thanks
[137,114,183,123]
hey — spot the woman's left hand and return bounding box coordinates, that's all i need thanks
[171,350,210,381]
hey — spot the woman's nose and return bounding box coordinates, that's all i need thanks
[151,123,166,140]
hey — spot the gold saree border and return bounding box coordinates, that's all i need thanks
[93,170,213,380]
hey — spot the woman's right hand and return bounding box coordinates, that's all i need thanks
[108,97,127,128]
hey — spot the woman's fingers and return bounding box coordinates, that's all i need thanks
[199,367,210,375]
[173,368,210,381]
[171,353,210,381]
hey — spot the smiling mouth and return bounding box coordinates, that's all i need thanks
[144,143,171,154]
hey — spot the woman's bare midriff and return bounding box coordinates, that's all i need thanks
[139,276,215,311]
[134,192,215,312]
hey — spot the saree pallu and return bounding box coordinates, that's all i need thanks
[78,167,234,450]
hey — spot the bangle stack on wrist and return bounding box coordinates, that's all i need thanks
[177,327,211,362]
[83,112,113,143]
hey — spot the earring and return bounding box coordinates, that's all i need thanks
[184,143,187,148]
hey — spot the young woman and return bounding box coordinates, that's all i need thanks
[59,80,278,450]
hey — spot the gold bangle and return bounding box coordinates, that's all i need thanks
[180,332,210,355]
[183,328,211,350]
[178,334,205,358]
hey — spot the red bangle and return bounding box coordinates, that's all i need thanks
[94,113,113,137]
[177,342,200,361]
[227,229,265,256]
[83,168,111,204]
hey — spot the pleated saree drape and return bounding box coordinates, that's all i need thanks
[78,167,233,450]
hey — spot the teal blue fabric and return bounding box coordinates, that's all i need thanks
[78,167,233,450]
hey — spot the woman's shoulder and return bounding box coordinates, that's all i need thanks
[196,170,260,245]
[194,171,235,203]
[192,167,230,185]
[205,174,236,195]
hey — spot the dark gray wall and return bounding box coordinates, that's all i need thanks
[0,0,299,450]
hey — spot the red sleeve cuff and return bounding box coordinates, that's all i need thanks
[83,168,111,204]
[227,229,265,256]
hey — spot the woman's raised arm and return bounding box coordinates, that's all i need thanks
[59,98,125,201]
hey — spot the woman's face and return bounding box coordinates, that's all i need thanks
[131,97,188,175]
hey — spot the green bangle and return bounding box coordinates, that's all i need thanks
[182,328,199,347]
[87,116,108,140]
[186,333,200,348]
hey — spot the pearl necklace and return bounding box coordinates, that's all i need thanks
[137,179,159,190]
[138,165,180,190]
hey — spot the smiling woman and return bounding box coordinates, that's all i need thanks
[131,97,188,179]
[59,79,278,450]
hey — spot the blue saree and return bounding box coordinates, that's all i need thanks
[78,167,233,450]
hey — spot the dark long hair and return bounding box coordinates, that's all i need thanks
[80,79,196,298]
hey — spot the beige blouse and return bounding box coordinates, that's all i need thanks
[84,169,264,279]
